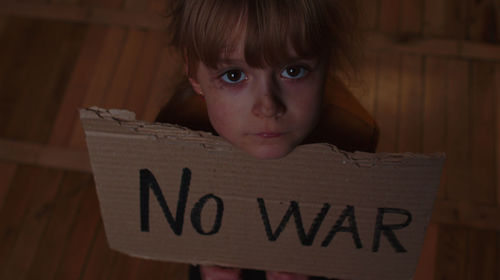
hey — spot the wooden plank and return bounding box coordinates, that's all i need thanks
[0,18,36,134]
[0,138,91,172]
[147,0,168,15]
[101,28,146,109]
[48,25,108,146]
[2,3,500,60]
[434,225,467,280]
[0,2,167,29]
[465,229,498,280]
[141,46,184,122]
[24,172,91,280]
[444,60,470,201]
[105,254,141,280]
[357,0,379,30]
[374,52,400,153]
[365,33,500,61]
[3,20,81,143]
[81,0,125,9]
[398,54,423,153]
[422,57,447,199]
[0,15,7,35]
[423,0,465,39]
[461,41,500,61]
[465,0,497,42]
[79,223,117,280]
[0,162,17,211]
[0,166,63,279]
[432,200,500,231]
[497,63,500,206]
[53,177,101,280]
[400,0,422,34]
[124,30,165,119]
[68,26,127,148]
[413,223,438,280]
[379,0,400,34]
[123,0,147,12]
[469,61,496,204]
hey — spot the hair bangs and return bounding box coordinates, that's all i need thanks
[169,0,360,78]
[243,0,330,68]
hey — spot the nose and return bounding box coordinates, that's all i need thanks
[252,79,285,119]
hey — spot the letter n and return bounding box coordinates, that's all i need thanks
[140,168,191,235]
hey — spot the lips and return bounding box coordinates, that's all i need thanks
[255,132,283,138]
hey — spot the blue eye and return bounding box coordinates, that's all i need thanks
[281,66,309,79]
[221,70,247,84]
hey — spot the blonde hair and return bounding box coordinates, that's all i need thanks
[167,0,360,79]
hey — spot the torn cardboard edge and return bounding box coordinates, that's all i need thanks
[80,107,445,280]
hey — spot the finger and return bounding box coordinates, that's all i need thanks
[266,271,309,280]
[200,265,242,280]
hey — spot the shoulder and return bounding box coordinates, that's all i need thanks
[305,78,379,153]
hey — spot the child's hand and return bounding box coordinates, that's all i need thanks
[200,265,242,280]
[266,271,309,280]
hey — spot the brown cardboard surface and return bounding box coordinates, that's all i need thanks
[80,107,445,280]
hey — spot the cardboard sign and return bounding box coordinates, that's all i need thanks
[80,107,445,280]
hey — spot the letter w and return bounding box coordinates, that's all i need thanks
[257,198,330,246]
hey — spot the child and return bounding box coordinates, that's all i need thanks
[156,0,379,279]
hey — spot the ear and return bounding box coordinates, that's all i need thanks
[184,53,203,96]
[188,76,203,96]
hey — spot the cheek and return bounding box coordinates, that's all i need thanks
[284,82,323,126]
[204,96,242,137]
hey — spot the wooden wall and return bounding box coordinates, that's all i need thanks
[0,0,499,279]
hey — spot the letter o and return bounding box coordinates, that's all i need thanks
[190,194,224,235]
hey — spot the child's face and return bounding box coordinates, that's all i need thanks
[188,37,326,159]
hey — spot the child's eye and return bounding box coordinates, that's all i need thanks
[281,66,309,79]
[220,69,247,84]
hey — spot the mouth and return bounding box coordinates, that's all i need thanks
[254,132,284,138]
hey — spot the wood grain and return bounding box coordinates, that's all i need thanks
[0,166,63,279]
[422,57,447,199]
[0,162,17,211]
[25,172,91,280]
[48,25,108,146]
[68,26,127,148]
[124,30,165,120]
[79,223,117,280]
[379,0,400,34]
[496,63,500,206]
[413,222,438,280]
[398,54,423,153]
[434,225,467,280]
[101,28,146,109]
[444,59,470,201]
[469,61,496,204]
[400,0,422,34]
[53,176,101,280]
[465,229,498,279]
[374,52,400,153]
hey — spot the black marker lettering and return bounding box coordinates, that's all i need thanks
[372,208,412,252]
[258,198,330,246]
[321,205,362,248]
[191,194,224,235]
[139,168,191,235]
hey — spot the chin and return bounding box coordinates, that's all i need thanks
[242,145,293,160]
